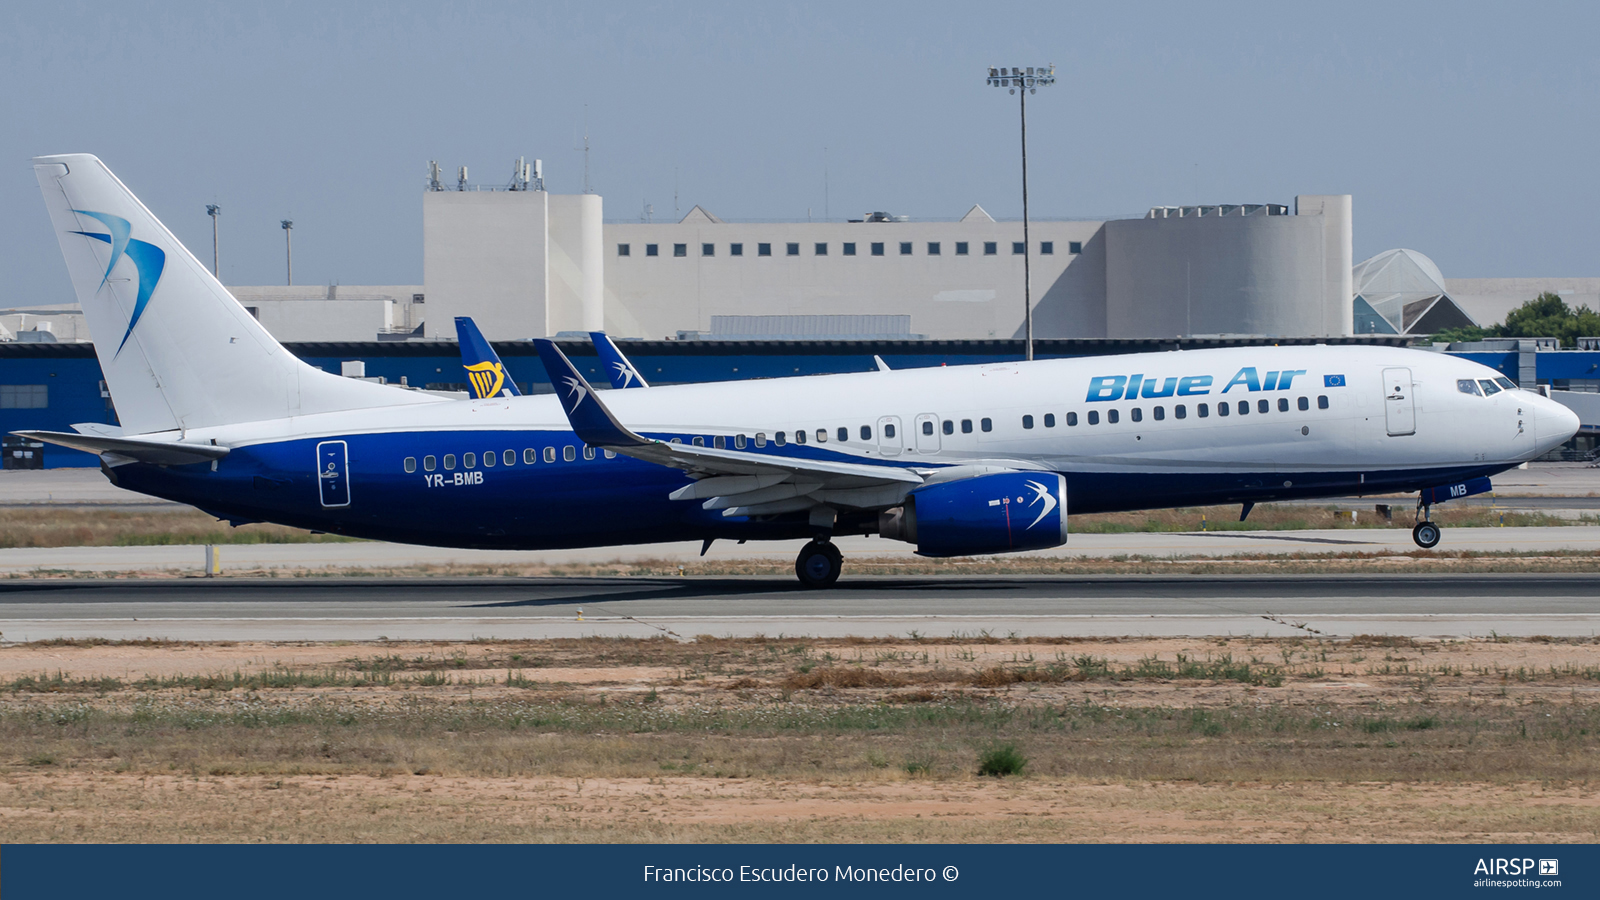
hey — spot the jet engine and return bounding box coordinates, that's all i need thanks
[878,472,1067,557]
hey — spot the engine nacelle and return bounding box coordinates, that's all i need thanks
[878,472,1067,557]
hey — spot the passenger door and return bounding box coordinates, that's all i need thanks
[914,413,941,454]
[317,440,351,507]
[876,416,903,457]
[1382,367,1415,436]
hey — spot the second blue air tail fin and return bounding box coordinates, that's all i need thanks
[455,316,521,399]
[589,331,650,389]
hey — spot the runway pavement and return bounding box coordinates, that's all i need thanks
[1,574,1596,642]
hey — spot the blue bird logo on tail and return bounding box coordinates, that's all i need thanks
[69,209,165,356]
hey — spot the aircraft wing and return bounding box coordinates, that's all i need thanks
[533,339,920,516]
[14,430,229,466]
[589,331,649,388]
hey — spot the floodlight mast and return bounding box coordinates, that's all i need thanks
[986,65,1055,361]
[281,220,293,286]
[205,204,221,277]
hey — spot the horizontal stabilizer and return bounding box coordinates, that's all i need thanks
[14,430,229,466]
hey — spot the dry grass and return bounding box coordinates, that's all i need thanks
[0,508,356,548]
[1070,503,1595,533]
[3,634,1600,841]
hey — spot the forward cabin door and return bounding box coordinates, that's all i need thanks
[877,416,903,457]
[317,440,351,507]
[1382,367,1416,436]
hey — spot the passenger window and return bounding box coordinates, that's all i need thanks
[943,420,954,435]
[1317,396,1329,409]
[1088,411,1099,425]
[584,446,596,460]
[523,448,536,464]
[1066,412,1078,426]
[544,447,556,463]
[424,455,436,471]
[692,436,704,447]
[714,435,726,449]
[1479,379,1502,396]
[443,454,456,470]
[817,428,828,443]
[404,457,417,473]
[604,450,616,459]
[1218,402,1229,417]
[1277,398,1288,412]
[1130,408,1142,423]
[563,446,576,462]
[922,421,934,435]
[1175,405,1186,419]
[463,452,476,468]
[860,425,872,441]
[1258,399,1269,414]
[837,427,848,442]
[1196,403,1207,418]
[756,433,767,447]
[884,424,896,438]
[1107,410,1119,424]
[775,432,787,446]
[1044,413,1055,427]
[1298,396,1310,410]
[504,449,516,466]
[961,419,973,434]
[735,434,747,449]
[1022,415,1034,429]
[670,438,681,444]
[796,430,807,445]
[1238,401,1250,415]
[1153,406,1165,421]
[980,418,992,432]
[482,451,495,467]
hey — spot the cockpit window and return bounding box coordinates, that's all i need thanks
[1457,379,1482,396]
[1494,377,1517,391]
[1479,379,1501,396]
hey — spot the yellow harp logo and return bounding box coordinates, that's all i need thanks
[465,361,507,398]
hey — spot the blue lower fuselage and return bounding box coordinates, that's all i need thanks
[107,428,1515,551]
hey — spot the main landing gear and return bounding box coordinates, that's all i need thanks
[795,539,843,588]
[1412,502,1442,549]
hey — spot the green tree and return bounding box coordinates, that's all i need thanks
[1432,292,1600,348]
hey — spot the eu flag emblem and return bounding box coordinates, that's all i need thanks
[1324,374,1346,387]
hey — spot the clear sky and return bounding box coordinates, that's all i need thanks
[3,0,1597,302]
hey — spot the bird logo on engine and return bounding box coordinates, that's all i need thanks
[1024,480,1057,529]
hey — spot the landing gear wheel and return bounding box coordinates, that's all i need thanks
[1412,521,1441,549]
[795,540,843,588]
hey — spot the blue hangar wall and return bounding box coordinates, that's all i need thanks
[1,336,1416,468]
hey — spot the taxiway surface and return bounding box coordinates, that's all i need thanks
[1,574,1596,642]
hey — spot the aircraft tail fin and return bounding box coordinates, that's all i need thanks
[32,154,440,435]
[455,316,521,398]
[589,331,650,389]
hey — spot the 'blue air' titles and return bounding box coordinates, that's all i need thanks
[1086,367,1309,402]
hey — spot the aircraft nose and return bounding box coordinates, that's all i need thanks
[1537,395,1581,446]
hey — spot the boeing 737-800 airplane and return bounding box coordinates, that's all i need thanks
[18,155,1581,586]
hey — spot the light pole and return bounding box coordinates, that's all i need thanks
[205,204,221,277]
[281,220,293,285]
[987,65,1054,361]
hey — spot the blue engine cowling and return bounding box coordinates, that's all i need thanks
[880,472,1068,557]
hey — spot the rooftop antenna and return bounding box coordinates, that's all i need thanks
[582,106,592,193]
[427,161,442,191]
[642,201,653,224]
[824,146,829,222]
[511,156,528,191]
[457,166,468,191]
[674,169,679,218]
[532,158,544,192]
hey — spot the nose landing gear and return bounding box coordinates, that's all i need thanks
[1412,501,1441,549]
[795,539,843,588]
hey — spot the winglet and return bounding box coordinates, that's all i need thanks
[533,339,647,448]
[589,331,650,389]
[455,316,521,398]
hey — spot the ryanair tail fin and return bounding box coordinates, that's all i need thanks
[589,331,650,389]
[454,317,521,398]
[33,155,443,435]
